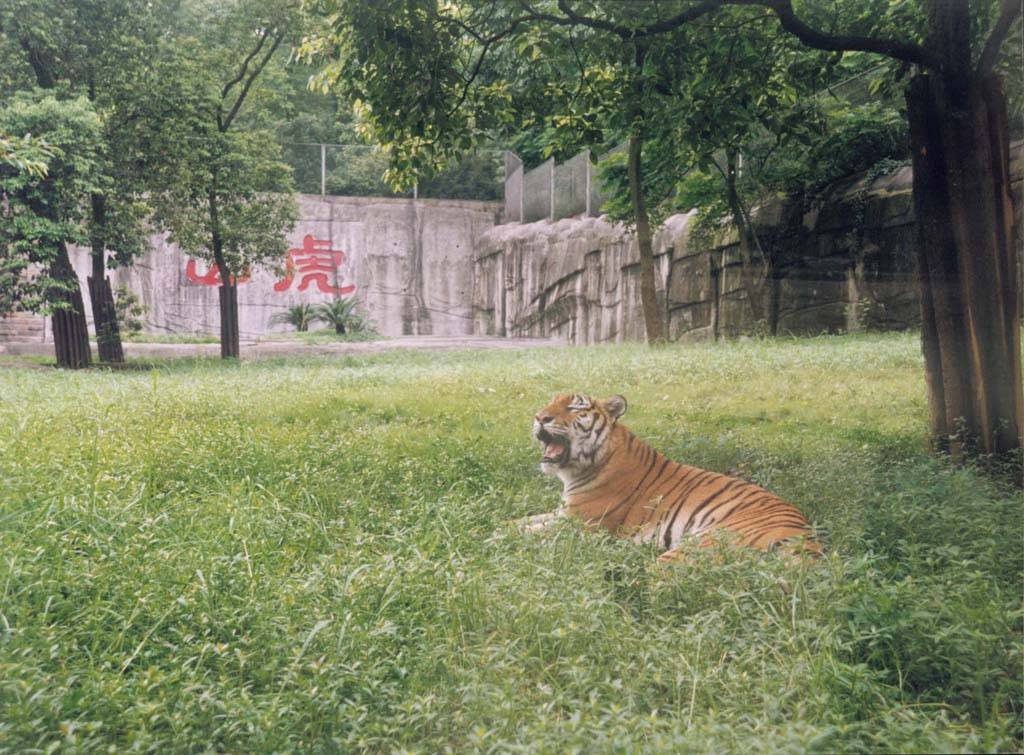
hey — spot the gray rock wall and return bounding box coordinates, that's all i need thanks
[475,143,1023,343]
[59,195,501,339]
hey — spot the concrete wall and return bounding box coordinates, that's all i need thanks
[475,142,1023,344]
[41,195,498,340]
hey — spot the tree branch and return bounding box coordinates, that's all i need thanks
[446,38,493,118]
[443,9,534,119]
[221,29,285,131]
[515,0,722,40]
[976,0,1021,78]
[219,30,270,128]
[18,36,56,89]
[730,0,941,70]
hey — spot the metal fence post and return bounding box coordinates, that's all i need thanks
[549,157,555,220]
[584,149,592,217]
[320,143,326,196]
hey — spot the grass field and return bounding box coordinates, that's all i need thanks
[0,333,1020,752]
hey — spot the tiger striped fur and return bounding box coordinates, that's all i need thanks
[527,392,820,561]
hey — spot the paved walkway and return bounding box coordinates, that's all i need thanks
[0,335,564,360]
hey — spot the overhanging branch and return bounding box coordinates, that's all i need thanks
[976,0,1022,78]
[515,0,721,39]
[731,0,941,70]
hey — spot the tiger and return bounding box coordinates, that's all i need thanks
[523,392,821,561]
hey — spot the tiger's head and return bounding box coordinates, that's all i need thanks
[533,393,628,478]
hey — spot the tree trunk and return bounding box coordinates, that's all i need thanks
[335,322,344,334]
[50,243,92,369]
[208,187,240,359]
[88,194,124,363]
[218,283,240,359]
[724,149,775,334]
[627,134,664,344]
[906,72,1022,463]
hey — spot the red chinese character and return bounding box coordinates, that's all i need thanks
[274,235,356,295]
[185,260,250,286]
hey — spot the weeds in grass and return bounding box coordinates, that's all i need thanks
[0,333,1019,751]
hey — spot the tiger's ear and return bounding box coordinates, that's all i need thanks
[602,394,627,421]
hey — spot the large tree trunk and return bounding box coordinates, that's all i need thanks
[50,243,92,369]
[627,134,664,344]
[906,72,1022,463]
[88,194,124,363]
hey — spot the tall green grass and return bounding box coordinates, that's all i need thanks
[0,333,1020,752]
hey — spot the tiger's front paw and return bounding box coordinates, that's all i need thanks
[656,547,689,564]
[515,511,563,534]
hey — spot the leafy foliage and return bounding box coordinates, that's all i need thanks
[0,132,53,178]
[113,284,147,335]
[0,93,105,315]
[140,0,300,286]
[152,128,299,276]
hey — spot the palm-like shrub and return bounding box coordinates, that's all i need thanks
[270,303,316,332]
[314,297,367,334]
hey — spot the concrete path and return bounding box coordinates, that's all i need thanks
[0,335,564,360]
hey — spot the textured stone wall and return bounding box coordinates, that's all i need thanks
[475,143,1023,343]
[23,195,500,340]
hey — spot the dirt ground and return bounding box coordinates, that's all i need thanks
[0,335,563,362]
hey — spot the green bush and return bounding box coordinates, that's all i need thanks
[269,302,317,332]
[313,297,374,335]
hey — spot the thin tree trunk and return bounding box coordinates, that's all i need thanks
[50,243,92,369]
[724,149,774,333]
[209,188,240,359]
[88,193,124,363]
[218,282,240,358]
[907,72,1022,463]
[213,237,240,359]
[627,134,664,344]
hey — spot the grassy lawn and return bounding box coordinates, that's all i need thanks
[0,333,1020,752]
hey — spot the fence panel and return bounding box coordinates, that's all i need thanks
[522,158,554,222]
[553,149,590,219]
[278,143,503,200]
[504,152,523,222]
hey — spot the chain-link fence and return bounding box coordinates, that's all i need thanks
[280,143,504,201]
[553,149,592,219]
[504,152,524,221]
[522,157,554,222]
[505,144,623,223]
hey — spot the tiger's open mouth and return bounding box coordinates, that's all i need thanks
[540,438,568,465]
